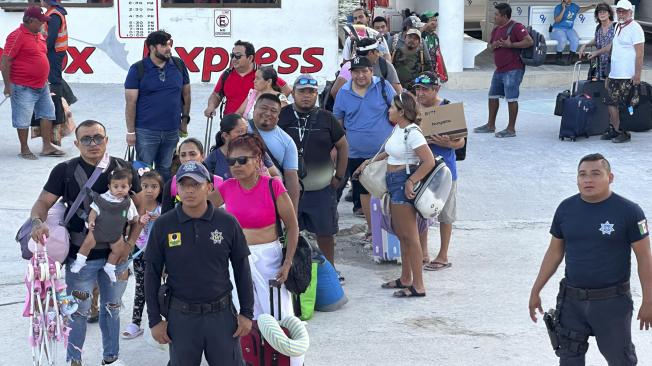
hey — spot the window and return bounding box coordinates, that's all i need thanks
[161,0,280,8]
[0,0,112,7]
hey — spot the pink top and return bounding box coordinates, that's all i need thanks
[218,175,287,229]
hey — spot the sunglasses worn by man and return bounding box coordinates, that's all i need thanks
[79,134,106,146]
[296,78,318,86]
[414,75,439,87]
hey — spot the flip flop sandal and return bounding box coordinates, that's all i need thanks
[121,323,144,339]
[473,124,495,133]
[18,152,38,160]
[495,129,516,138]
[424,261,452,271]
[393,286,426,298]
[381,278,408,289]
[39,149,66,157]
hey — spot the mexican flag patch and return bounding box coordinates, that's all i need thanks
[638,219,649,235]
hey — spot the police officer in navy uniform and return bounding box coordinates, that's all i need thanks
[529,153,652,365]
[145,161,254,366]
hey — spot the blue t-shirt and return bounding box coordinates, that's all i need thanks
[550,193,648,289]
[124,57,190,131]
[247,123,299,171]
[333,76,395,158]
[553,3,580,30]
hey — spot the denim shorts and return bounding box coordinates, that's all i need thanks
[488,68,525,102]
[10,82,56,129]
[385,166,417,205]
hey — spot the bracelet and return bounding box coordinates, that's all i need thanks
[126,132,136,135]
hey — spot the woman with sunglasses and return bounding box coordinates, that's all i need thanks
[355,92,435,298]
[204,113,280,179]
[236,66,288,121]
[214,134,301,358]
[160,137,223,214]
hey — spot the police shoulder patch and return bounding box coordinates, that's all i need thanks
[638,219,649,236]
[168,232,182,247]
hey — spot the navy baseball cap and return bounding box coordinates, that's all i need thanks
[350,56,372,70]
[176,161,211,183]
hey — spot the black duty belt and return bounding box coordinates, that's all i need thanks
[564,281,630,301]
[169,294,231,314]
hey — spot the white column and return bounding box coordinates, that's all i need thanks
[438,0,464,73]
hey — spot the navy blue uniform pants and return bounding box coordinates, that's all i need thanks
[557,292,637,365]
[167,305,244,366]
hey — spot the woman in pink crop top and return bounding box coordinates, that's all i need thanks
[215,134,300,329]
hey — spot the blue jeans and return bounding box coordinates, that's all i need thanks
[10,83,55,129]
[551,28,580,53]
[135,128,179,182]
[65,258,129,362]
[386,167,417,205]
[488,68,525,102]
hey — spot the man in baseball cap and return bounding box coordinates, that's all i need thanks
[176,161,212,184]
[393,28,431,90]
[24,5,51,22]
[293,74,319,90]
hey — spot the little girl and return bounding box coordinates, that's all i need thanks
[122,170,163,339]
[70,167,139,282]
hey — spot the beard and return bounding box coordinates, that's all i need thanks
[155,50,171,61]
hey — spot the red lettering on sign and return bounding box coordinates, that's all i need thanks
[301,48,324,74]
[202,47,229,82]
[65,47,96,74]
[175,47,203,72]
[278,47,301,74]
[255,47,277,66]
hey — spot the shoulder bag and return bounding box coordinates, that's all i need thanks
[359,129,394,198]
[268,179,312,294]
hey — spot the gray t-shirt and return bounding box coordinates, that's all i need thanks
[338,59,400,85]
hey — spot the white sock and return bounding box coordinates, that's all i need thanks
[103,263,117,282]
[70,254,87,273]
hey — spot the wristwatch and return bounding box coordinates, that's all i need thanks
[31,217,43,227]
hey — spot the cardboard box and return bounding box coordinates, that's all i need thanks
[420,103,468,139]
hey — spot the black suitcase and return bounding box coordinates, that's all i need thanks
[620,82,652,132]
[559,94,596,141]
[574,80,610,136]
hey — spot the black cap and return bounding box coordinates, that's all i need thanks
[350,56,372,70]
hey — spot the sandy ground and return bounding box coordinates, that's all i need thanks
[0,83,651,365]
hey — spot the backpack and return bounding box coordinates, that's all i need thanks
[506,22,546,67]
[134,56,188,106]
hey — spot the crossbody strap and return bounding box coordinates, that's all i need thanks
[403,124,422,174]
[62,153,111,226]
[250,121,284,174]
[268,178,284,240]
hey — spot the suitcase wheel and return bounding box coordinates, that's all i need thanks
[571,138,576,142]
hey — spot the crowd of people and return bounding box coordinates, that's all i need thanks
[1,0,650,365]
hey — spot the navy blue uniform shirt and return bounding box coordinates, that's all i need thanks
[145,202,254,328]
[551,193,648,289]
[124,57,190,131]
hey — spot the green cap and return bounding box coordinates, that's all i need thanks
[422,11,439,19]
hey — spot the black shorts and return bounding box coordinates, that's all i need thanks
[298,186,339,236]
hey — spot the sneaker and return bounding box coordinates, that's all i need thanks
[344,189,353,202]
[473,124,495,133]
[612,131,631,143]
[600,126,619,140]
[102,357,127,365]
[336,270,346,285]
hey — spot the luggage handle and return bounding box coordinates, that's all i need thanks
[203,116,213,156]
[268,279,282,321]
[571,61,583,95]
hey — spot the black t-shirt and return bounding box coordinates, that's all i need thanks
[43,156,141,259]
[145,203,254,327]
[550,193,648,289]
[278,105,345,167]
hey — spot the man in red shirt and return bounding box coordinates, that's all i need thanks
[204,40,290,119]
[1,6,63,159]
[473,3,533,138]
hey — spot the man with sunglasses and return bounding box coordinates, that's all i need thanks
[204,40,291,118]
[278,74,348,266]
[29,120,142,365]
[413,72,464,272]
[125,30,190,183]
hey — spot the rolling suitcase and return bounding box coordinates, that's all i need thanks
[559,94,595,141]
[574,79,610,136]
[240,281,291,366]
[620,82,652,132]
[370,197,401,263]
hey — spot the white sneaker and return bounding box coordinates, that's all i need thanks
[101,358,127,365]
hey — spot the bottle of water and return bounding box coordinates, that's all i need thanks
[628,105,634,115]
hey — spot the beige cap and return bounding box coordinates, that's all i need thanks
[406,28,421,38]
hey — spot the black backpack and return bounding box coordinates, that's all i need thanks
[506,22,546,67]
[320,60,390,112]
[134,56,188,106]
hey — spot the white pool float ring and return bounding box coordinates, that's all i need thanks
[257,315,309,357]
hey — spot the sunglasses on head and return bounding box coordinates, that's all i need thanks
[226,156,254,166]
[296,78,318,86]
[414,75,438,86]
[79,134,106,146]
[230,53,244,60]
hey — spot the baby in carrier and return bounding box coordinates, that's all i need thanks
[70,167,139,282]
